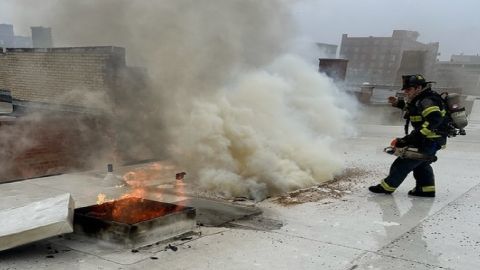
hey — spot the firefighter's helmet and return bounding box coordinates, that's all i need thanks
[401,74,427,90]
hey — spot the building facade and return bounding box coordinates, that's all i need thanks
[450,54,480,64]
[0,24,32,48]
[31,26,53,48]
[316,43,338,58]
[434,55,480,95]
[14,36,32,48]
[339,30,439,85]
[0,24,14,48]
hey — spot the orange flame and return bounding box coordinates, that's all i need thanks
[96,193,114,205]
[95,197,177,224]
[94,163,186,223]
[122,162,167,187]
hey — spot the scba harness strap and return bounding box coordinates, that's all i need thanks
[403,90,447,137]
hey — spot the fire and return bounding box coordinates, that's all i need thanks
[175,172,187,206]
[95,189,148,222]
[119,187,146,200]
[122,162,169,187]
[95,197,179,224]
[96,193,113,205]
[94,164,187,223]
[123,171,144,187]
[96,169,151,221]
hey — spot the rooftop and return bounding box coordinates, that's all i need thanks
[1,118,479,269]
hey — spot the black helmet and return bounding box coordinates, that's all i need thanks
[401,74,427,90]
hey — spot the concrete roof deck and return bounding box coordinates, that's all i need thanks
[0,122,479,270]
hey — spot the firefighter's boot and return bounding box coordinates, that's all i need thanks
[368,184,393,194]
[408,186,435,197]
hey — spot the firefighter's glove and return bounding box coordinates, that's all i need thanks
[393,137,408,148]
[404,131,425,147]
[388,96,397,106]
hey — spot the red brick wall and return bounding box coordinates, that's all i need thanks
[0,47,158,181]
[0,113,114,183]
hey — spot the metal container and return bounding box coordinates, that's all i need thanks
[73,197,196,248]
[445,93,468,129]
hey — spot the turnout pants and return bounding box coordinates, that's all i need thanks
[381,139,441,193]
[380,157,435,193]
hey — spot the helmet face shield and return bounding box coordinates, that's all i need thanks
[401,74,426,90]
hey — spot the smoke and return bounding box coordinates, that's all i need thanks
[289,36,335,65]
[173,55,353,199]
[9,0,357,199]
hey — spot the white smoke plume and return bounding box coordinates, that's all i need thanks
[173,55,353,199]
[8,0,357,199]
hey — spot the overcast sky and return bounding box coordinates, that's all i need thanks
[1,0,478,60]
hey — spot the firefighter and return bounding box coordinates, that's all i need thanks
[369,74,448,197]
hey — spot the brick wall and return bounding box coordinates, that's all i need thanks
[0,112,114,183]
[0,46,158,182]
[0,47,125,109]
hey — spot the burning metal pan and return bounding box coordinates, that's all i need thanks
[73,197,196,248]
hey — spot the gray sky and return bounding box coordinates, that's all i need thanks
[1,0,479,60]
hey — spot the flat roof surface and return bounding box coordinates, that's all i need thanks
[0,122,479,269]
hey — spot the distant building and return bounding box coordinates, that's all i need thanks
[316,43,338,58]
[14,36,32,48]
[31,26,53,48]
[450,54,480,64]
[0,24,14,48]
[395,50,430,82]
[339,30,439,85]
[434,54,480,95]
